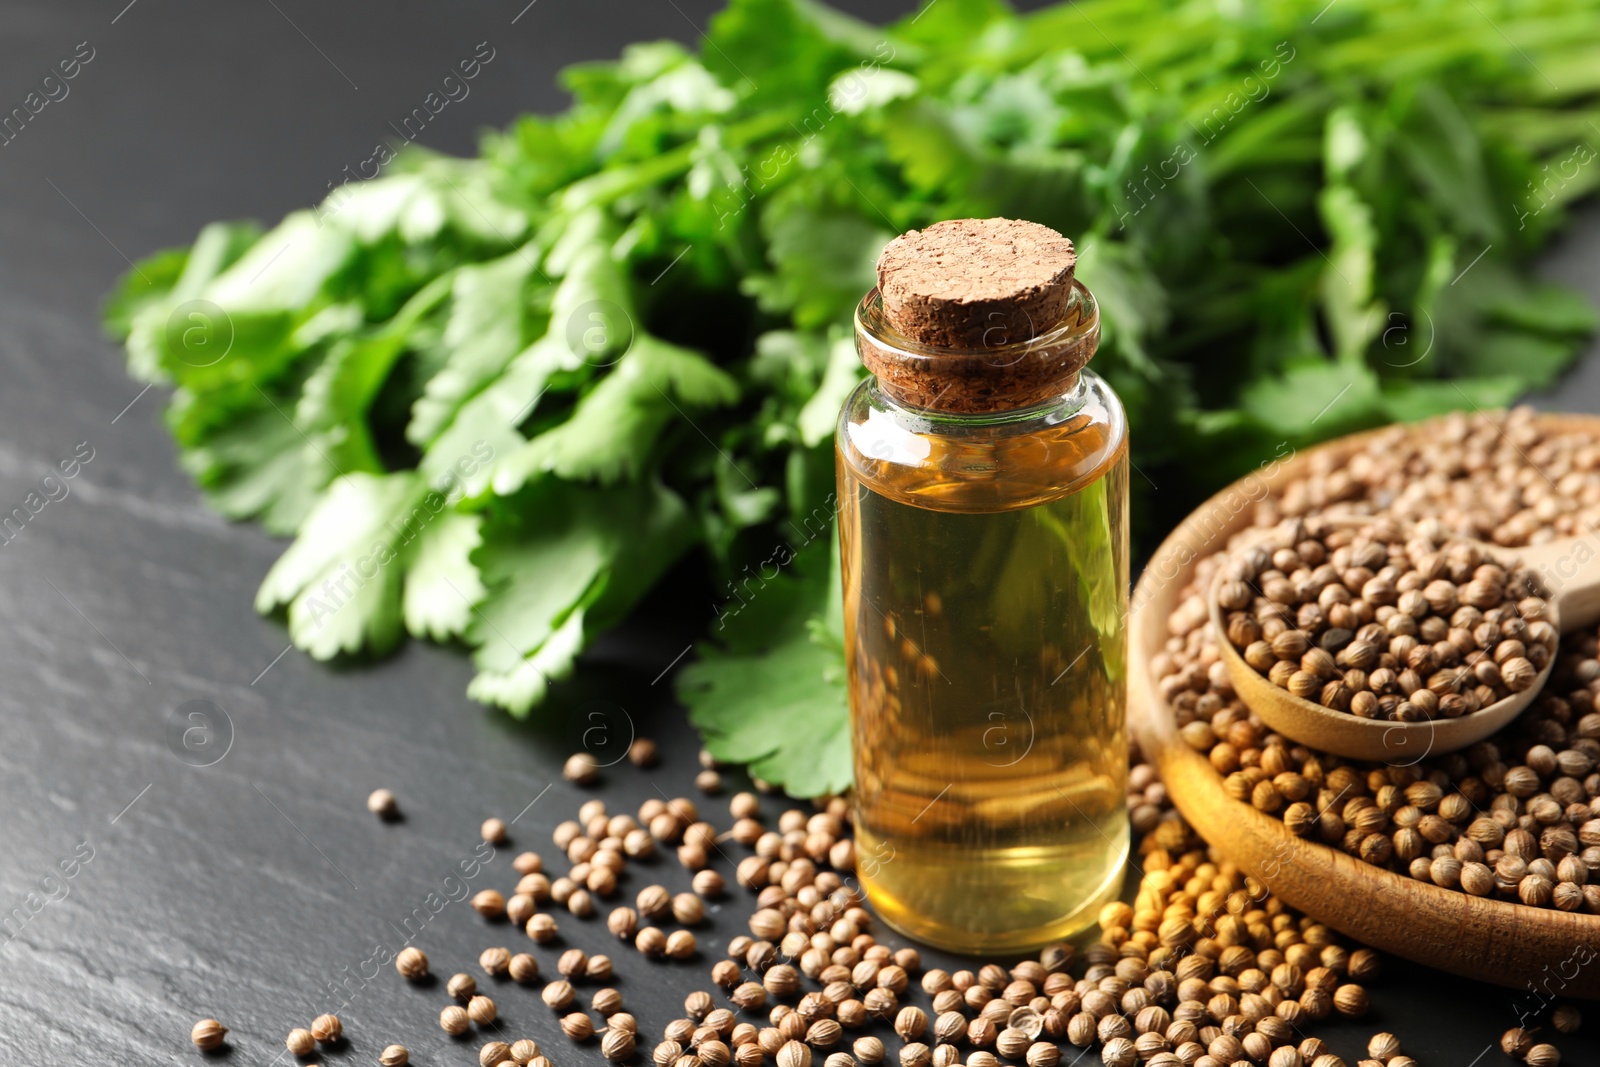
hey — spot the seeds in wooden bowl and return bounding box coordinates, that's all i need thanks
[1218,518,1554,721]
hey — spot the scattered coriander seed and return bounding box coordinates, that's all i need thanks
[565,752,600,785]
[563,1012,596,1041]
[734,981,769,1010]
[588,954,615,981]
[639,884,673,919]
[1025,1042,1059,1067]
[367,788,399,819]
[827,1055,857,1067]
[629,738,659,766]
[569,887,596,917]
[380,1045,410,1066]
[899,1042,930,1067]
[1368,1034,1401,1062]
[1552,1005,1582,1034]
[603,1028,638,1061]
[474,889,507,919]
[480,1042,513,1067]
[854,1037,885,1065]
[288,1028,316,1055]
[609,906,639,939]
[481,947,512,976]
[527,913,559,943]
[482,817,509,844]
[1332,984,1369,1018]
[895,1007,927,1041]
[697,769,725,794]
[694,869,727,898]
[559,948,589,978]
[441,1005,471,1036]
[808,1020,844,1049]
[674,892,707,925]
[544,980,576,1009]
[637,926,667,957]
[511,1039,542,1063]
[448,972,478,1000]
[191,1019,227,1051]
[508,952,539,984]
[507,893,535,927]
[397,946,430,980]
[1101,1038,1136,1067]
[667,929,699,959]
[514,851,544,875]
[311,1013,342,1043]
[1527,1046,1561,1067]
[778,1040,813,1067]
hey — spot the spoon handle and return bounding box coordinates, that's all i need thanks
[1516,532,1600,631]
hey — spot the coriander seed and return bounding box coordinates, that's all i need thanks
[559,947,589,978]
[480,1041,513,1067]
[854,1037,885,1065]
[544,980,576,1009]
[527,913,559,942]
[311,1013,342,1043]
[288,1028,316,1055]
[1527,1046,1561,1067]
[637,926,667,957]
[441,1005,471,1036]
[397,946,430,980]
[448,972,478,1000]
[482,817,508,844]
[468,995,497,1024]
[473,888,507,919]
[562,1012,596,1040]
[674,892,706,925]
[191,1019,227,1051]
[603,1029,637,1061]
[668,930,699,959]
[506,952,537,983]
[565,752,600,784]
[512,1039,542,1063]
[367,788,399,819]
[380,1045,410,1066]
[481,946,512,976]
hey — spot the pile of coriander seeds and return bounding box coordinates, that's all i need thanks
[1150,410,1600,918]
[1216,517,1556,721]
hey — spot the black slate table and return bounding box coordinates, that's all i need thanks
[2,2,1599,1064]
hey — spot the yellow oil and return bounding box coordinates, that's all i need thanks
[837,382,1129,953]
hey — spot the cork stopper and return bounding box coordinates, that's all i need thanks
[876,218,1077,349]
[856,218,1097,414]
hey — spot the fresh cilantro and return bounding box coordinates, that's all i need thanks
[105,0,1600,796]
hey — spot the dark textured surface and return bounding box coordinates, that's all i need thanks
[1,2,1599,1064]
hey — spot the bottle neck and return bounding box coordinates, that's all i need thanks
[853,279,1101,417]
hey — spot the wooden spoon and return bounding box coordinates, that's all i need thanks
[1209,527,1600,762]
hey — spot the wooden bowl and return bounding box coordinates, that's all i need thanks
[1129,414,1600,999]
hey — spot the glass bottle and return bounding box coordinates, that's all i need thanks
[835,219,1129,953]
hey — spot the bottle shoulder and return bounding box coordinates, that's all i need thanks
[836,371,1127,513]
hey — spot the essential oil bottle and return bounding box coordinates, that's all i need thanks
[836,218,1129,953]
